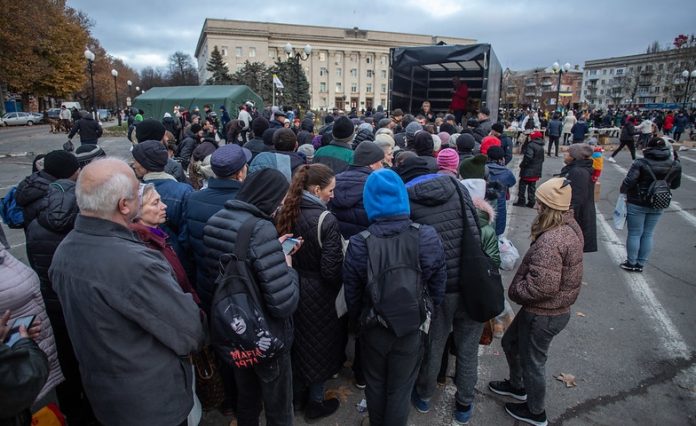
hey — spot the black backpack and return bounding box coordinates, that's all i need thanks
[360,223,431,337]
[641,160,676,210]
[211,217,284,368]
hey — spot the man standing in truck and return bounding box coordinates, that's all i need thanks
[449,76,469,126]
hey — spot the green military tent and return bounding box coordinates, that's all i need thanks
[132,85,263,121]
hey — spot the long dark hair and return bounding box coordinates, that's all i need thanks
[275,164,334,235]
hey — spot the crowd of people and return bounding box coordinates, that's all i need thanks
[0,98,684,426]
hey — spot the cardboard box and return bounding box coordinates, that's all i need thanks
[594,181,601,201]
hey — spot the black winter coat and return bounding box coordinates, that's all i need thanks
[406,174,481,294]
[243,137,272,161]
[329,166,371,238]
[68,116,102,142]
[162,116,180,139]
[177,135,197,169]
[203,200,300,347]
[620,147,682,207]
[15,170,57,228]
[183,178,243,311]
[519,139,545,178]
[25,180,78,311]
[559,160,597,252]
[291,196,346,383]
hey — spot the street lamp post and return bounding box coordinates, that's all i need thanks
[681,69,696,110]
[283,42,312,61]
[552,62,571,113]
[111,69,121,126]
[84,49,96,119]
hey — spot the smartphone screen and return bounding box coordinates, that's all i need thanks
[4,315,35,347]
[282,238,299,255]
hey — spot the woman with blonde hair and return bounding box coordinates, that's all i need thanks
[489,177,584,426]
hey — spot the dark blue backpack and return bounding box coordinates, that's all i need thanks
[0,187,24,229]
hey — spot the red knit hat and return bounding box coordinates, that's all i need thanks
[436,148,459,173]
[530,131,544,140]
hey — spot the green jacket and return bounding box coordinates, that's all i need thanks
[313,141,354,174]
[474,198,501,268]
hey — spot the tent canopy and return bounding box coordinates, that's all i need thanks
[132,85,263,121]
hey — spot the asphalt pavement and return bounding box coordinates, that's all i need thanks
[1,125,695,425]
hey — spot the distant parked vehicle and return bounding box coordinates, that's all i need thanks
[30,112,45,123]
[1,112,40,126]
[97,109,112,122]
[47,108,62,120]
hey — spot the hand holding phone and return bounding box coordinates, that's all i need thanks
[281,237,301,255]
[4,315,36,347]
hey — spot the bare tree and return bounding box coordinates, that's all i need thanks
[167,51,198,86]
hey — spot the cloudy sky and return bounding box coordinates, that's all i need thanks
[67,0,695,72]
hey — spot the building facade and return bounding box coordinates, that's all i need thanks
[581,47,696,109]
[195,19,475,111]
[503,66,583,112]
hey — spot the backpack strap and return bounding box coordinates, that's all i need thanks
[639,159,658,181]
[234,216,261,261]
[317,210,331,249]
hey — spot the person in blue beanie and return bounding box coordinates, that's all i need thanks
[343,168,446,426]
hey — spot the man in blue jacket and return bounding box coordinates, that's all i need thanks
[343,169,446,426]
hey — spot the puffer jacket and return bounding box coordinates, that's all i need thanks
[0,246,63,401]
[473,197,500,268]
[352,128,375,149]
[15,170,57,228]
[487,162,516,235]
[519,138,545,178]
[509,211,584,315]
[405,174,481,294]
[183,178,243,311]
[203,200,300,347]
[343,215,447,323]
[559,159,597,252]
[291,196,346,383]
[25,179,78,310]
[329,166,372,238]
[177,135,198,169]
[620,146,681,207]
[620,121,637,142]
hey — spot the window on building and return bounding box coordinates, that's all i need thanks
[600,79,605,85]
[335,82,342,93]
[351,53,357,62]
[366,56,372,64]
[350,68,358,77]
[249,47,256,58]
[637,65,642,71]
[221,46,228,57]
[603,69,607,75]
[235,47,243,57]
[658,63,664,70]
[381,70,387,79]
[600,89,604,95]
[320,82,327,93]
[351,82,358,93]
[367,70,373,78]
[320,67,328,77]
[269,49,276,59]
[381,84,387,93]
[366,83,373,93]
[319,52,326,61]
[590,70,597,75]
[335,53,342,62]
[336,68,342,77]
[616,68,624,76]
[321,97,327,107]
[609,69,614,75]
[381,56,387,66]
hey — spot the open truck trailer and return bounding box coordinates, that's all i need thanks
[389,43,502,122]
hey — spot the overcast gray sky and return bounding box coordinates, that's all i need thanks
[67,0,695,72]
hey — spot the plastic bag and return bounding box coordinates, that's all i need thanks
[498,237,520,271]
[613,194,627,230]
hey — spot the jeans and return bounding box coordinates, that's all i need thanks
[517,180,536,205]
[547,136,559,156]
[502,309,570,414]
[233,350,293,426]
[416,293,483,406]
[626,203,663,265]
[612,139,636,160]
[361,327,424,426]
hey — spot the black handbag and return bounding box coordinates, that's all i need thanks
[453,178,505,322]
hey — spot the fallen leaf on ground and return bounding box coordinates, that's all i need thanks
[576,312,587,317]
[555,373,577,388]
[325,385,353,403]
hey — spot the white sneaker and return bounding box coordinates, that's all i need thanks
[607,156,616,163]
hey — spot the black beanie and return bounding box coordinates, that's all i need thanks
[491,123,504,133]
[457,133,476,152]
[332,116,354,142]
[44,150,80,179]
[132,140,168,172]
[439,123,457,135]
[394,156,431,184]
[74,144,106,167]
[300,118,314,132]
[412,132,434,157]
[190,123,202,134]
[135,119,166,143]
[352,141,385,167]
[487,145,505,161]
[251,117,270,136]
[262,128,276,147]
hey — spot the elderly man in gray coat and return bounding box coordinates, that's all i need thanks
[49,158,205,426]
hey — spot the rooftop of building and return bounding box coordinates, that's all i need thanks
[584,46,696,67]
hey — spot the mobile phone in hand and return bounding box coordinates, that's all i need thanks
[4,315,36,347]
[282,238,300,255]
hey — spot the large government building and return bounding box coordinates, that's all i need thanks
[195,19,475,111]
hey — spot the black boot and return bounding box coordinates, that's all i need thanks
[305,398,340,422]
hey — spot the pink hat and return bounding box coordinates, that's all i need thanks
[437,148,459,173]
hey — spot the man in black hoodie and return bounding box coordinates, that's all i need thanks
[558,143,597,253]
[67,110,102,145]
